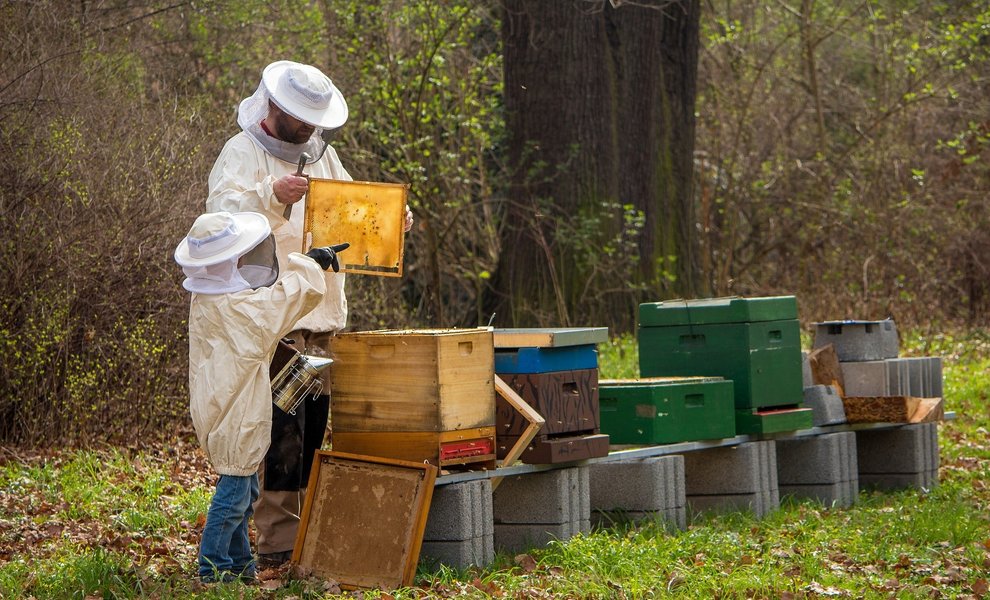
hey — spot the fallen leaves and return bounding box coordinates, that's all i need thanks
[514,553,537,573]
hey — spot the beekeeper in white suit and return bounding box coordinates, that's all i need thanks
[205,60,413,568]
[174,210,346,583]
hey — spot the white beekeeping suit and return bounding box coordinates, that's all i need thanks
[174,211,327,475]
[206,60,351,335]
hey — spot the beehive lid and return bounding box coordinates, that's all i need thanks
[493,327,609,348]
[600,376,725,388]
[304,178,408,277]
[339,327,490,338]
[638,296,797,326]
[294,451,435,590]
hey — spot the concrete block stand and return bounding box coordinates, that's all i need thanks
[802,385,847,426]
[776,432,859,508]
[589,455,686,531]
[813,319,899,361]
[681,440,779,518]
[420,479,495,570]
[492,466,591,553]
[841,356,944,398]
[856,423,940,491]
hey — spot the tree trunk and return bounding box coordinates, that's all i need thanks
[488,0,701,331]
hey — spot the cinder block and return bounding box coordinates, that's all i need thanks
[592,507,686,531]
[777,432,856,485]
[493,467,590,524]
[686,490,779,518]
[897,356,942,398]
[494,520,590,553]
[682,441,777,495]
[802,385,847,426]
[906,357,925,397]
[880,357,940,398]
[589,455,685,512]
[425,479,493,540]
[930,357,943,398]
[856,423,939,474]
[813,319,898,361]
[841,361,890,396]
[779,479,859,508]
[419,535,495,570]
[860,470,938,492]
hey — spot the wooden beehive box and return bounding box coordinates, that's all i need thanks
[492,327,610,464]
[330,328,496,468]
[330,328,495,432]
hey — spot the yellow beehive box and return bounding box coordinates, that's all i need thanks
[330,328,495,433]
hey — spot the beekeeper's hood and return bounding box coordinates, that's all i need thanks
[174,212,278,294]
[237,60,348,164]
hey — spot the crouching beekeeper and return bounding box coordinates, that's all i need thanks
[173,210,346,583]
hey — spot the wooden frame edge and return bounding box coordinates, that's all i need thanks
[492,374,545,491]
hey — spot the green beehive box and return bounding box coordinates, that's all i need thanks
[599,377,736,445]
[638,296,802,410]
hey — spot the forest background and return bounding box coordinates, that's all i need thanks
[1,0,988,445]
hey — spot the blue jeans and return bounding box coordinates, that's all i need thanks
[198,473,259,582]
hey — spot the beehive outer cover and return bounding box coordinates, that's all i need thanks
[639,295,798,326]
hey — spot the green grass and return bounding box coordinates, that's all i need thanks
[597,332,639,380]
[1,330,989,598]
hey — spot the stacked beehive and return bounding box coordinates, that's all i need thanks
[638,296,814,434]
[492,328,611,464]
[329,328,497,469]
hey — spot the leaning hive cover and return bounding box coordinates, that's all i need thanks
[304,179,409,276]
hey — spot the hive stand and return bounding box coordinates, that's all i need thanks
[589,455,686,531]
[419,479,494,570]
[776,432,858,508]
[681,440,779,518]
[856,422,940,491]
[491,467,591,554]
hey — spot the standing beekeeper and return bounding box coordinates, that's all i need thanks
[206,59,413,568]
[174,210,347,583]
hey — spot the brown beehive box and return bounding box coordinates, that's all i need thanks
[330,328,495,433]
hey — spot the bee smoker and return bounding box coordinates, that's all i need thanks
[269,339,333,415]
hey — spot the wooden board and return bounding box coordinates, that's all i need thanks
[493,327,609,348]
[293,451,436,590]
[842,396,944,424]
[492,375,544,490]
[807,343,845,396]
[303,178,408,276]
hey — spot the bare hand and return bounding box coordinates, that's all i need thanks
[403,206,414,232]
[273,174,310,206]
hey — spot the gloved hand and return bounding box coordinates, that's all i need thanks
[305,243,350,272]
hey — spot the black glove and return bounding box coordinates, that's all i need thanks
[305,243,350,272]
